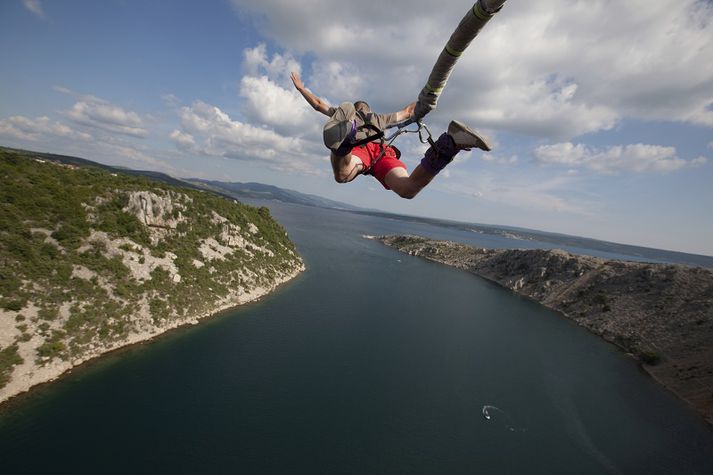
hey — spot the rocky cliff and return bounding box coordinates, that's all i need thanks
[375,235,713,425]
[0,150,304,404]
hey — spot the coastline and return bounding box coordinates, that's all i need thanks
[374,235,713,426]
[0,264,305,408]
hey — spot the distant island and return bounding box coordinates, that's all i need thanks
[0,149,304,405]
[375,235,713,425]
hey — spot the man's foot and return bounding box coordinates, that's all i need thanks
[447,120,491,152]
[480,0,507,14]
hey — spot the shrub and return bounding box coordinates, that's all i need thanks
[0,344,23,388]
[639,349,661,365]
[2,300,24,312]
[38,307,59,321]
[36,340,66,361]
[593,292,608,306]
[51,223,87,248]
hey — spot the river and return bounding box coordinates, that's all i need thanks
[1,201,712,474]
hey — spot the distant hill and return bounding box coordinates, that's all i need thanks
[349,210,713,268]
[186,179,363,211]
[187,180,713,268]
[0,148,360,211]
[3,146,710,268]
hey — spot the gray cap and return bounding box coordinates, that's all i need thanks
[323,102,356,149]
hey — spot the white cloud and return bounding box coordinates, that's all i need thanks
[534,142,706,174]
[161,93,180,107]
[230,0,713,140]
[174,100,324,172]
[66,100,147,138]
[52,86,148,138]
[169,130,195,148]
[692,156,708,167]
[238,45,324,137]
[0,114,172,171]
[239,75,315,134]
[243,44,301,86]
[308,61,365,103]
[23,0,45,18]
[0,115,91,141]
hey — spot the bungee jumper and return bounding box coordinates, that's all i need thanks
[292,0,507,199]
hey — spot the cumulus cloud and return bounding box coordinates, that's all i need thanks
[0,114,172,171]
[65,100,147,138]
[692,156,708,166]
[169,129,195,149]
[161,93,180,107]
[0,115,91,141]
[239,75,315,134]
[230,0,713,140]
[534,142,706,174]
[243,44,301,86]
[52,86,148,138]
[23,0,45,18]
[173,100,324,173]
[308,61,366,103]
[239,45,322,135]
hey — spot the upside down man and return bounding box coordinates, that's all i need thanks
[291,71,491,199]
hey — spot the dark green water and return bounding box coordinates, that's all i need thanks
[1,202,712,474]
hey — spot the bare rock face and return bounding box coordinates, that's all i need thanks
[377,235,713,426]
[124,191,187,228]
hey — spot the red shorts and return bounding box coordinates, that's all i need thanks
[351,142,407,190]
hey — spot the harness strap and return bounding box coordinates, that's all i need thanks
[351,123,384,148]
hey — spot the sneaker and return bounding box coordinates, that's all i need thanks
[480,0,506,14]
[447,120,491,152]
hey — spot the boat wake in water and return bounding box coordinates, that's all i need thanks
[482,405,527,433]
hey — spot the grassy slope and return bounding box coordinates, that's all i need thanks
[0,150,302,389]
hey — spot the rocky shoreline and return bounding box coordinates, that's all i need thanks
[0,151,306,407]
[374,235,713,425]
[0,263,304,407]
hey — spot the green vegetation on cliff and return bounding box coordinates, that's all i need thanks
[0,149,303,391]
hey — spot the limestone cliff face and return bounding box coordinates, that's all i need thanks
[376,235,713,425]
[0,152,304,405]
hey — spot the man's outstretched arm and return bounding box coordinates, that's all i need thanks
[394,102,417,123]
[291,72,334,117]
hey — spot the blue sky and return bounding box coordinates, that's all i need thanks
[1,0,712,255]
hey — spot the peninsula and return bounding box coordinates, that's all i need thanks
[0,150,304,404]
[375,235,713,425]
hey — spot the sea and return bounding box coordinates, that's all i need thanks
[1,200,712,474]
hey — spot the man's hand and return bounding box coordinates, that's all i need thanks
[395,101,418,123]
[291,71,333,117]
[290,71,305,91]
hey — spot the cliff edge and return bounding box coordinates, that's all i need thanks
[376,234,713,425]
[0,150,304,404]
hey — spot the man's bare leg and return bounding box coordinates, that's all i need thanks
[386,120,491,199]
[384,166,434,199]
